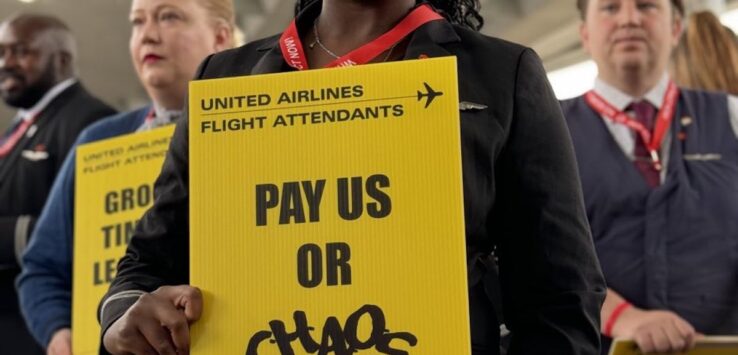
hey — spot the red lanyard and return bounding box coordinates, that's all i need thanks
[279,4,443,70]
[584,81,679,171]
[0,114,38,158]
[144,108,155,125]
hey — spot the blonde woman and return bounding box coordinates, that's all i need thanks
[672,10,738,95]
[17,0,233,354]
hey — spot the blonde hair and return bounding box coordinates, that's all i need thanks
[671,11,738,95]
[195,0,238,46]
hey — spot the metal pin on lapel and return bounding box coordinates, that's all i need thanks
[459,101,488,111]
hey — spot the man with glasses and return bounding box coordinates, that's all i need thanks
[0,13,114,353]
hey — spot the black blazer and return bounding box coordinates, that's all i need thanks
[0,82,114,353]
[103,18,606,355]
[0,83,115,264]
[0,83,116,264]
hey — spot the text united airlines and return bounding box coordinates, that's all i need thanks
[200,85,365,110]
[199,85,405,133]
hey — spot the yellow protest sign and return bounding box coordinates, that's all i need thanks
[189,57,469,354]
[609,337,738,355]
[72,126,175,355]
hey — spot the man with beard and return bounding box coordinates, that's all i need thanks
[0,13,115,353]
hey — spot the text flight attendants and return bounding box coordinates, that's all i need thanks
[100,1,607,354]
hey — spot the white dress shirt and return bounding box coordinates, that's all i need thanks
[135,104,180,132]
[592,74,738,181]
[15,78,77,123]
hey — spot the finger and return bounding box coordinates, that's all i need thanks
[672,318,697,351]
[103,316,150,355]
[123,328,160,355]
[634,331,655,354]
[660,323,687,352]
[650,327,672,353]
[138,318,177,355]
[145,293,192,353]
[159,310,191,355]
[179,287,203,323]
[155,285,203,323]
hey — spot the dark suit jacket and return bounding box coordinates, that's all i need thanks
[102,12,606,355]
[0,82,115,353]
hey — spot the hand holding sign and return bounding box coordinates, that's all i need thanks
[103,285,202,355]
[73,127,175,354]
[613,307,698,353]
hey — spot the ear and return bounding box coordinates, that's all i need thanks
[54,51,74,78]
[579,22,591,54]
[671,12,684,47]
[58,51,72,68]
[213,23,234,52]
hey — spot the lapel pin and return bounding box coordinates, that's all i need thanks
[21,150,49,161]
[680,116,693,126]
[459,101,488,111]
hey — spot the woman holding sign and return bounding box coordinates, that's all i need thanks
[101,0,607,354]
[16,0,234,353]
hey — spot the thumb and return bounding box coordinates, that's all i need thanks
[155,285,204,323]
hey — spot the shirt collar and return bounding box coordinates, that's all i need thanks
[152,103,182,124]
[593,73,670,110]
[136,103,181,132]
[17,78,77,121]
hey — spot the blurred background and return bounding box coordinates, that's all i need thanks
[1,0,736,128]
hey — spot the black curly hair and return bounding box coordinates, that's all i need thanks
[294,0,484,31]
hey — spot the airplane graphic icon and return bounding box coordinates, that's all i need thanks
[417,82,443,108]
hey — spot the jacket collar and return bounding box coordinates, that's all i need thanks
[0,82,82,182]
[16,78,78,122]
[250,2,460,75]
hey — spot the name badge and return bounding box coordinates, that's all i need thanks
[21,150,49,161]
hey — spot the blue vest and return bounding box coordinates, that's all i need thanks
[562,90,738,334]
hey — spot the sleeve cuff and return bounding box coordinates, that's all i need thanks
[14,215,33,266]
[0,215,33,268]
[99,291,145,340]
[40,320,71,350]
